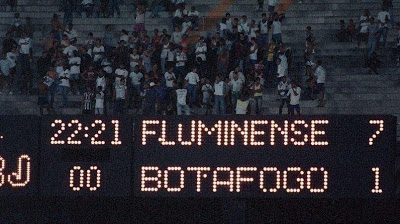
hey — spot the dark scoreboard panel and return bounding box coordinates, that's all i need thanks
[0,116,39,196]
[0,115,397,198]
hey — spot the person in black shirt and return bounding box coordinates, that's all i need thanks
[2,32,17,53]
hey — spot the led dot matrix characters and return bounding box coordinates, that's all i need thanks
[69,166,101,191]
[50,119,122,145]
[0,155,31,188]
[369,120,384,145]
[141,166,329,194]
[142,119,330,146]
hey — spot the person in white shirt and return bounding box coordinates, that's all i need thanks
[248,20,258,40]
[176,82,190,115]
[181,16,193,33]
[129,65,143,109]
[271,13,284,44]
[214,75,227,115]
[114,64,128,87]
[219,18,228,38]
[95,86,105,115]
[58,64,70,108]
[249,37,259,66]
[259,13,269,45]
[68,50,81,94]
[63,41,78,57]
[165,67,176,89]
[201,78,214,114]
[0,53,12,94]
[229,67,245,83]
[129,48,141,71]
[18,32,33,93]
[96,70,106,92]
[171,26,184,45]
[195,37,207,61]
[185,67,199,107]
[240,15,250,34]
[92,39,105,64]
[228,73,243,113]
[160,39,171,74]
[64,23,78,41]
[188,6,199,30]
[357,10,370,48]
[175,47,187,80]
[287,82,301,115]
[113,79,128,114]
[6,48,17,87]
[173,6,187,28]
[268,0,279,14]
[79,0,94,18]
[277,76,291,115]
[276,58,287,84]
[314,60,326,107]
[377,5,391,47]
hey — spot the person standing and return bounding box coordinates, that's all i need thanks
[383,0,394,27]
[184,67,199,107]
[0,53,12,94]
[259,13,269,46]
[314,60,326,107]
[142,82,157,115]
[202,78,213,115]
[58,64,71,108]
[287,82,301,115]
[278,76,290,115]
[377,5,391,47]
[214,75,227,115]
[228,73,243,114]
[176,82,190,115]
[252,77,263,115]
[17,32,33,94]
[175,47,187,81]
[82,86,95,114]
[367,17,379,58]
[113,79,127,114]
[357,10,370,48]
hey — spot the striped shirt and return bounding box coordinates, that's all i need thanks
[83,92,94,111]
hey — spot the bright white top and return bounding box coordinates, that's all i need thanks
[315,66,326,84]
[176,89,188,105]
[185,72,199,85]
[287,87,301,105]
[164,72,176,88]
[130,71,143,86]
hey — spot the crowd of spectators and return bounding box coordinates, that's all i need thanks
[334,0,398,74]
[3,0,396,116]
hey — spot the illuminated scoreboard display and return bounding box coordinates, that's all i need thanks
[40,116,132,196]
[134,116,397,198]
[0,115,397,198]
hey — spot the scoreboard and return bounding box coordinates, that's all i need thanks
[0,115,397,198]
